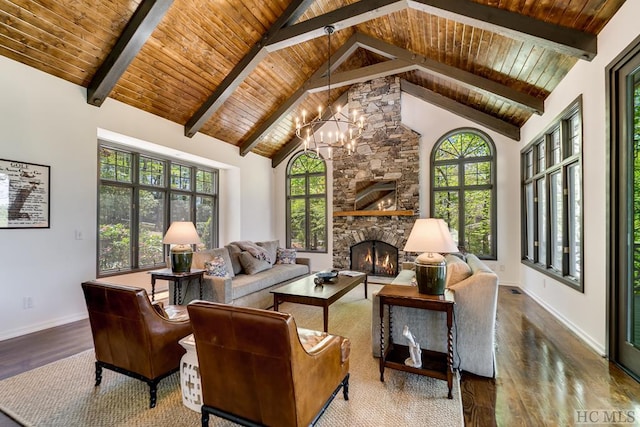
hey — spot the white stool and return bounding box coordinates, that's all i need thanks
[179,334,202,412]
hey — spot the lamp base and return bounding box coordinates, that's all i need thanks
[171,251,193,273]
[415,260,446,295]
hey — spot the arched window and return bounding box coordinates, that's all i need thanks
[286,151,327,252]
[431,129,496,259]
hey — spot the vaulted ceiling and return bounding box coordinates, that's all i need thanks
[0,0,625,166]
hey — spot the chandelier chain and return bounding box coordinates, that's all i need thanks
[294,25,364,160]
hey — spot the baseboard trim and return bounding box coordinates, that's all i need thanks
[519,287,606,357]
[498,281,520,287]
[0,312,88,342]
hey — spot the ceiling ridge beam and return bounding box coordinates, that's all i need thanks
[272,93,349,167]
[265,0,408,52]
[184,0,315,138]
[239,34,360,156]
[407,0,597,61]
[305,60,417,92]
[87,0,174,106]
[400,79,520,140]
[354,32,544,114]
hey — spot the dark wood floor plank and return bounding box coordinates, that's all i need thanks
[0,286,638,426]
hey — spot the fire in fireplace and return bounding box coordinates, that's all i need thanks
[350,240,398,277]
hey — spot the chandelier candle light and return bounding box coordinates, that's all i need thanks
[295,25,364,159]
[162,221,202,273]
[403,218,459,295]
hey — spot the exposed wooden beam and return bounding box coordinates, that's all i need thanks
[240,34,360,156]
[284,0,317,27]
[305,60,416,92]
[407,0,597,60]
[354,33,544,114]
[268,0,596,60]
[184,0,315,138]
[87,0,174,106]
[271,92,349,168]
[400,79,520,140]
[266,0,407,51]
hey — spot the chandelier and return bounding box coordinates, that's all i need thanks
[295,25,364,160]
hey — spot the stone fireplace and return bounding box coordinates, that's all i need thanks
[332,76,420,271]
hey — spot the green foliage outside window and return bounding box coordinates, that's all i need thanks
[287,151,327,252]
[98,145,218,275]
[633,79,640,294]
[432,130,496,259]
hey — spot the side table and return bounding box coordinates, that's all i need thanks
[378,284,455,399]
[149,269,206,304]
[179,334,202,412]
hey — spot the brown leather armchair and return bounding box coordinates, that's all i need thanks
[81,281,191,408]
[187,301,350,427]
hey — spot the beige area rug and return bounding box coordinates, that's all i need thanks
[0,284,463,426]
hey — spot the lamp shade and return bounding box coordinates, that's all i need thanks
[404,218,458,254]
[162,221,202,245]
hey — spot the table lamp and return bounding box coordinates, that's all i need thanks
[162,221,202,273]
[403,218,458,295]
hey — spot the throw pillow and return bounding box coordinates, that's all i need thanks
[445,254,472,287]
[276,247,297,264]
[256,240,279,266]
[204,256,229,277]
[238,251,271,275]
[193,248,235,278]
[225,243,243,275]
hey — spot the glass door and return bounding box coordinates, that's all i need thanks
[610,45,640,379]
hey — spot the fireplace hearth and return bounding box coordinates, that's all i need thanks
[350,240,398,277]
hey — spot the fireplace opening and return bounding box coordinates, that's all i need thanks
[350,240,398,277]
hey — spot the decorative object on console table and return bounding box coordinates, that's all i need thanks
[378,284,455,399]
[162,221,202,273]
[403,218,458,295]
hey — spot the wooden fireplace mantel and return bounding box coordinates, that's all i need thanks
[333,210,415,217]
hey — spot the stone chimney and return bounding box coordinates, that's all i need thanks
[332,76,420,269]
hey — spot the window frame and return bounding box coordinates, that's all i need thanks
[98,142,219,277]
[520,96,583,291]
[430,128,497,260]
[285,151,328,253]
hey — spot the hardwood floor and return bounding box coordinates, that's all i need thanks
[0,286,638,426]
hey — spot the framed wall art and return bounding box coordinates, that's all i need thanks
[0,159,50,229]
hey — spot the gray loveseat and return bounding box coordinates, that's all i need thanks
[169,240,310,309]
[372,254,499,378]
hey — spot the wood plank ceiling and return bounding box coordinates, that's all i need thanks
[0,0,626,165]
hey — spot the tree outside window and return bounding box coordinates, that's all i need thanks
[286,151,327,252]
[98,145,218,275]
[431,129,497,259]
[520,98,582,291]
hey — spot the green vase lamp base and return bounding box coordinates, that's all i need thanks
[415,261,446,295]
[171,251,193,273]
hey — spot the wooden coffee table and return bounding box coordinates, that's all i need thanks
[271,272,367,332]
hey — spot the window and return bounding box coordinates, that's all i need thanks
[521,98,582,290]
[286,151,327,252]
[431,129,497,259]
[98,144,218,275]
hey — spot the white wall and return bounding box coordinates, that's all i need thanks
[0,55,275,341]
[273,93,522,284]
[518,0,640,356]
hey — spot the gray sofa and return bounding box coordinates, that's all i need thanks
[372,254,499,378]
[169,240,311,309]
